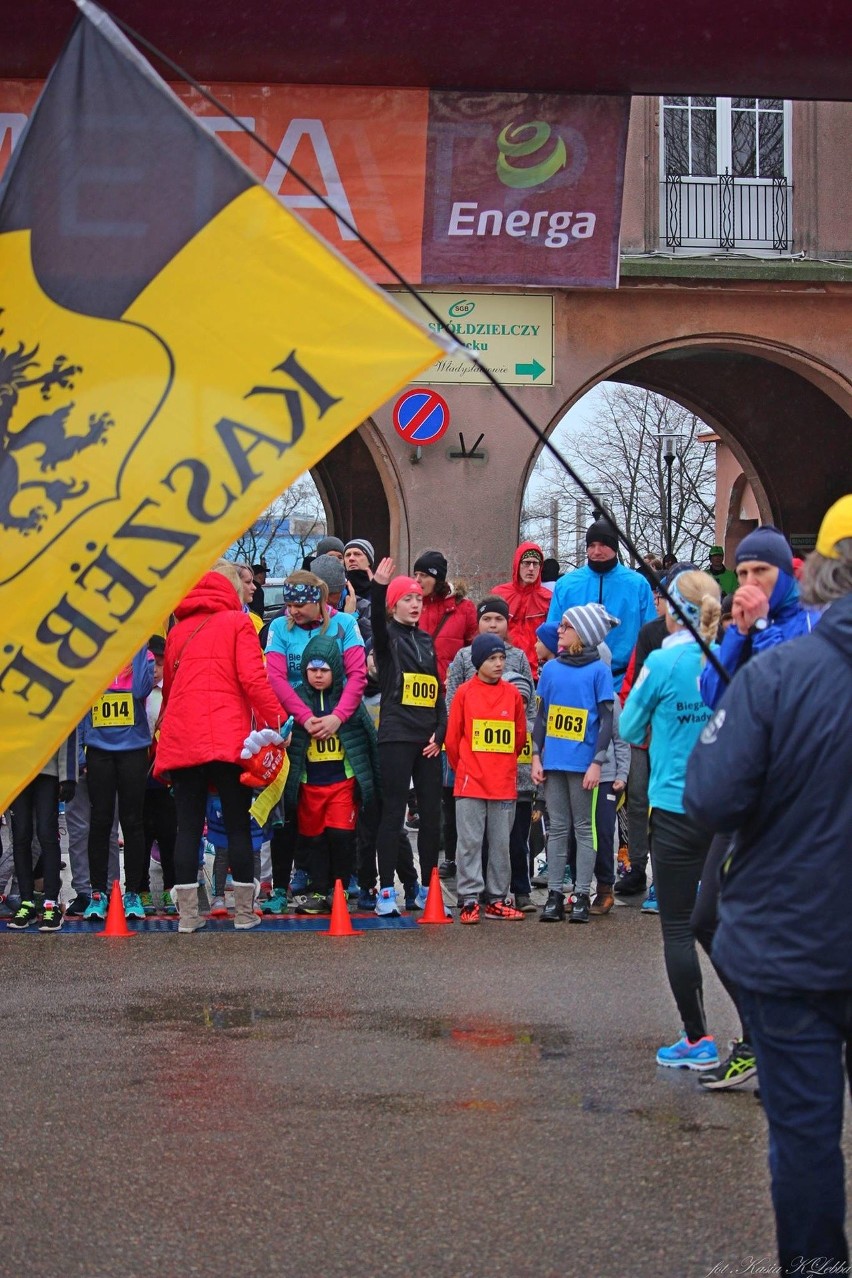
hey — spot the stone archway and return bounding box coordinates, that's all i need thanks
[310,419,404,562]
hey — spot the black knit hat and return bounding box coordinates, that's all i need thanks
[476,595,510,622]
[413,549,448,581]
[471,634,506,669]
[585,517,619,553]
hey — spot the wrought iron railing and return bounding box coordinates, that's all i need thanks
[663,171,792,252]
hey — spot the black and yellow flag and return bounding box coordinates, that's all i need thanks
[0,2,445,811]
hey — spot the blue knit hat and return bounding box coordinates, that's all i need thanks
[471,634,506,669]
[735,525,794,576]
[535,621,560,655]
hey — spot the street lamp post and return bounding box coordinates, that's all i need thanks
[659,432,685,559]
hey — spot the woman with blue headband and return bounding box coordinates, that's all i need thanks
[620,570,722,1074]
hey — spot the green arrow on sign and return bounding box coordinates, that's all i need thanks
[515,358,546,380]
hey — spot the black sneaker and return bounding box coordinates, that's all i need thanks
[404,811,420,832]
[570,892,591,923]
[539,890,565,922]
[39,903,64,932]
[64,893,91,917]
[8,900,39,930]
[437,860,456,880]
[294,893,332,915]
[613,866,647,896]
[698,1040,758,1090]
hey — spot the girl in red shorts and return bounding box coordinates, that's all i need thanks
[283,636,379,913]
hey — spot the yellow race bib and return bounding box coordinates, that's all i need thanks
[307,735,344,762]
[546,705,589,741]
[401,673,438,707]
[91,691,133,729]
[470,718,515,753]
[519,733,533,764]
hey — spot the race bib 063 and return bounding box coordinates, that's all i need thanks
[546,705,588,741]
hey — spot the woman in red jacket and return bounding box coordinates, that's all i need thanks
[413,550,478,689]
[491,541,552,678]
[156,563,285,933]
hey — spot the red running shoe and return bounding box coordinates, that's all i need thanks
[459,901,480,925]
[484,899,524,921]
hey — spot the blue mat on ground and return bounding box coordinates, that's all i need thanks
[0,913,421,935]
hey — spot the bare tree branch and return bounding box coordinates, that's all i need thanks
[226,475,326,574]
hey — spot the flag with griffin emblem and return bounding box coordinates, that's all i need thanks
[0,1,446,811]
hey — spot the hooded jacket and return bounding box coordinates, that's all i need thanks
[699,570,820,709]
[418,584,477,689]
[283,636,380,809]
[547,561,657,691]
[684,592,852,993]
[491,542,552,677]
[155,572,283,776]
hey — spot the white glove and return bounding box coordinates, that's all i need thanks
[240,727,285,760]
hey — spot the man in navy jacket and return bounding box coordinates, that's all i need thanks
[684,495,852,1276]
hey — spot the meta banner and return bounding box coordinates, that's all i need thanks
[0,82,628,288]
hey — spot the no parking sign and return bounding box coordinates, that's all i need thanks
[392,388,451,445]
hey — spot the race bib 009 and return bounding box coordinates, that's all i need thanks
[401,673,438,707]
[546,705,588,741]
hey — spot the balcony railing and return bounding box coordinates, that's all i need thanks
[662,171,792,253]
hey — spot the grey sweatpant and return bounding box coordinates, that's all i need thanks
[455,797,516,903]
[545,771,596,896]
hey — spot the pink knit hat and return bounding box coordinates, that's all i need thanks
[386,575,422,611]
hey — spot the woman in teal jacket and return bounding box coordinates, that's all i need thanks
[620,570,721,1072]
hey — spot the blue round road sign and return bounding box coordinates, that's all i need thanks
[392,389,451,445]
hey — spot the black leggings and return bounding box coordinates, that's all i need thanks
[649,807,713,1043]
[691,832,751,1043]
[376,741,442,889]
[87,745,150,894]
[171,762,253,884]
[142,785,177,892]
[11,773,61,901]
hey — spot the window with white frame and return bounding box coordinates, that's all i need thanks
[660,97,791,251]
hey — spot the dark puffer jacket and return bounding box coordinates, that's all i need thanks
[684,592,852,993]
[283,635,379,809]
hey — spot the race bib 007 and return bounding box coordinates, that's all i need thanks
[307,735,344,762]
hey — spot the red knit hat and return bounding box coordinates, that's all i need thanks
[386,575,422,612]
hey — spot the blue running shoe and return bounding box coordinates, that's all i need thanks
[356,888,376,911]
[375,887,400,917]
[83,891,108,921]
[289,868,308,893]
[346,875,359,899]
[641,884,659,914]
[123,892,145,920]
[262,887,289,915]
[656,1035,719,1070]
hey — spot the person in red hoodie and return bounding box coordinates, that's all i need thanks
[156,563,286,933]
[445,635,527,924]
[491,542,552,678]
[413,550,477,689]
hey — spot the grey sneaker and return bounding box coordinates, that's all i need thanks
[515,894,538,913]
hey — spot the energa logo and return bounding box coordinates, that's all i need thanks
[496,121,567,189]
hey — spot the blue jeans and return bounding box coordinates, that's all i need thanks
[736,986,852,1275]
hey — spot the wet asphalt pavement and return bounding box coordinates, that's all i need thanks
[2,891,849,1278]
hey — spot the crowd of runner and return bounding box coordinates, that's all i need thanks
[3,493,851,1271]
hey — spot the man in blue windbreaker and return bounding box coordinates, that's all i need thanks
[684,494,852,1277]
[547,517,656,693]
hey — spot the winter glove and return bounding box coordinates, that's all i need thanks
[239,728,286,789]
[58,780,77,803]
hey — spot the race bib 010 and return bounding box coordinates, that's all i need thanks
[470,718,515,753]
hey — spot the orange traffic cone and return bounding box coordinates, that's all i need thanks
[417,866,453,925]
[98,882,135,938]
[327,879,361,936]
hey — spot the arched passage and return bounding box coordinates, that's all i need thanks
[310,419,402,560]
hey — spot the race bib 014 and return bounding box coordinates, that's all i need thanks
[91,691,133,729]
